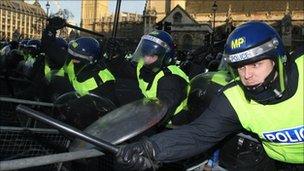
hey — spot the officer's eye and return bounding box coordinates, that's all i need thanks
[237,66,246,71]
[253,62,262,68]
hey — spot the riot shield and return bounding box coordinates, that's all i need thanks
[188,72,214,116]
[70,99,168,151]
[54,91,116,130]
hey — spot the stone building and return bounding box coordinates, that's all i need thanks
[144,0,304,50]
[159,5,212,50]
[81,0,108,32]
[81,0,143,50]
[81,0,142,35]
[0,0,46,41]
[149,0,186,22]
[95,12,142,35]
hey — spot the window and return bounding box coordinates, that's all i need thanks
[173,12,182,24]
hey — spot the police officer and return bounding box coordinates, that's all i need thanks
[25,37,68,101]
[35,17,71,100]
[116,21,304,170]
[41,17,68,72]
[54,37,119,129]
[20,39,42,78]
[1,40,24,75]
[106,30,190,126]
[40,37,67,83]
[63,37,118,105]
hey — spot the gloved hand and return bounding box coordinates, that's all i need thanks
[116,139,159,171]
[105,38,124,60]
[47,17,66,30]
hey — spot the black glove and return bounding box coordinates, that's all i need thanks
[47,17,66,30]
[116,139,159,171]
[105,38,124,60]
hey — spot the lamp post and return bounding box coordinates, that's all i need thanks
[211,0,217,54]
[46,1,50,17]
[112,0,122,38]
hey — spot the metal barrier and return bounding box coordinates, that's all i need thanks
[0,98,115,171]
[0,126,70,161]
[0,97,53,127]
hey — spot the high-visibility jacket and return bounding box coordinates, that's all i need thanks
[223,56,304,163]
[136,61,189,115]
[64,61,115,96]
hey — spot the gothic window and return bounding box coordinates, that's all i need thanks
[173,12,182,24]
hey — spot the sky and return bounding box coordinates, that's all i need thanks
[27,0,146,25]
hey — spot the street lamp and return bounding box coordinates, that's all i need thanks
[46,1,50,17]
[211,0,217,54]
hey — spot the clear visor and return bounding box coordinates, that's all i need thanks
[67,48,94,63]
[132,35,169,63]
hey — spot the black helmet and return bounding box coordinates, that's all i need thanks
[19,39,29,51]
[47,37,68,69]
[67,37,101,64]
[25,39,41,56]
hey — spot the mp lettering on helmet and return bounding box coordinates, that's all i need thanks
[263,126,304,144]
[72,42,78,48]
[231,37,246,49]
[149,31,159,36]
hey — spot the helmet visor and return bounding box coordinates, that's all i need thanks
[132,35,169,64]
[67,48,94,63]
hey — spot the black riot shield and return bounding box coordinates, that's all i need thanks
[54,91,116,130]
[70,99,168,151]
[188,72,216,120]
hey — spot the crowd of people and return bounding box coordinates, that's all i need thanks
[0,17,303,171]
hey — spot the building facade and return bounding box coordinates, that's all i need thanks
[149,0,186,22]
[81,0,142,37]
[159,5,212,50]
[144,0,304,50]
[96,12,142,34]
[81,0,108,32]
[0,0,46,41]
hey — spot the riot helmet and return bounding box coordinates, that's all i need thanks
[67,37,101,65]
[223,21,287,102]
[47,37,68,69]
[67,37,102,80]
[19,39,29,53]
[132,30,174,71]
[56,37,68,50]
[24,39,41,57]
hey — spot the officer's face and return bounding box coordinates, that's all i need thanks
[144,55,158,65]
[237,59,275,87]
